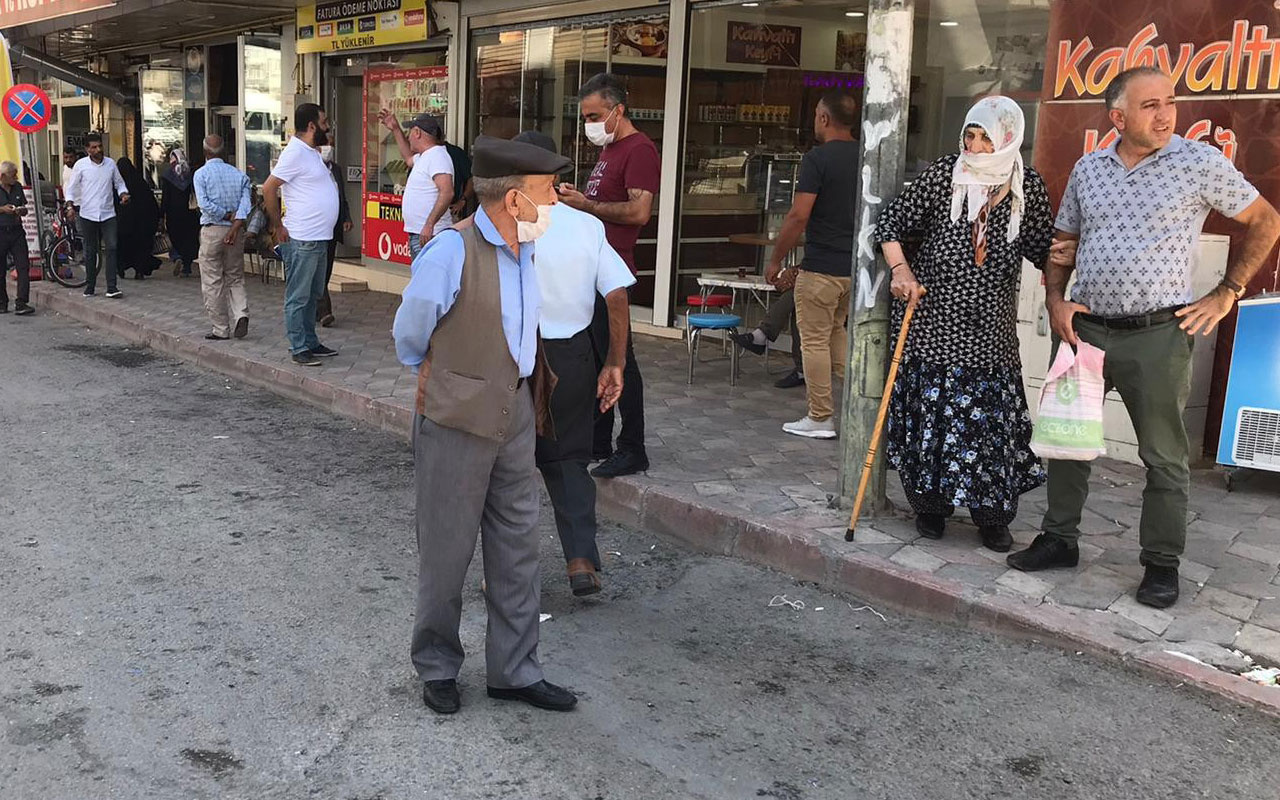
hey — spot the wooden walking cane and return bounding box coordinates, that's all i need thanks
[845,290,924,542]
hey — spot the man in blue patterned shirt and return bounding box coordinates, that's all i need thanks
[1008,67,1280,609]
[193,134,253,341]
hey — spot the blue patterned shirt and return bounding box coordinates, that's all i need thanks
[1056,135,1259,317]
[193,158,252,227]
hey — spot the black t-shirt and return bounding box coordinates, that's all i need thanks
[445,143,472,204]
[795,139,860,276]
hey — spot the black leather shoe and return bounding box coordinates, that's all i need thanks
[732,332,767,356]
[1007,533,1079,571]
[591,450,649,478]
[1136,565,1180,609]
[774,370,805,389]
[915,513,946,540]
[422,679,460,714]
[488,680,577,712]
[979,525,1013,553]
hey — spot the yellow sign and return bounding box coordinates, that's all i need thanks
[296,0,429,54]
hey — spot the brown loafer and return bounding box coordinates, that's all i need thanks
[566,558,601,597]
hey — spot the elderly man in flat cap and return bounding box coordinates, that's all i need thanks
[393,134,575,716]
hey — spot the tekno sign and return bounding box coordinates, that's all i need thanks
[726,21,802,68]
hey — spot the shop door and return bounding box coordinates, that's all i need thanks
[209,107,239,170]
[333,75,363,259]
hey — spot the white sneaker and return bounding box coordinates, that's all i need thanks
[783,416,837,439]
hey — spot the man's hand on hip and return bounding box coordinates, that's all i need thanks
[1047,295,1090,347]
[597,365,624,413]
[1176,285,1235,337]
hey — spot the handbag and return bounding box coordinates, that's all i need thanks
[1030,341,1107,461]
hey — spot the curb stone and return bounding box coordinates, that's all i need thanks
[30,281,1280,720]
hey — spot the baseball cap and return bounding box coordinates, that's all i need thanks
[410,114,443,139]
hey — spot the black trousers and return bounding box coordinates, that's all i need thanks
[536,329,601,568]
[317,238,337,320]
[589,292,646,457]
[0,227,30,307]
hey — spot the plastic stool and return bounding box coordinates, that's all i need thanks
[687,312,742,385]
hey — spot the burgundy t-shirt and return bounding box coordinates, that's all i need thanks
[584,131,661,273]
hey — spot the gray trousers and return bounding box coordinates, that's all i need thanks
[410,386,544,689]
[758,289,802,370]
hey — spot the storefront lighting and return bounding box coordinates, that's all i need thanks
[939,21,960,27]
[741,2,760,6]
[845,11,865,17]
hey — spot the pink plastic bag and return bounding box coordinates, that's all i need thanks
[1031,341,1107,461]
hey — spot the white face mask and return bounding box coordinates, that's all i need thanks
[584,106,619,147]
[514,191,553,243]
[319,145,334,163]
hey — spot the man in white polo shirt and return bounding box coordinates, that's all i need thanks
[263,103,341,367]
[515,131,633,596]
[65,132,130,299]
[376,110,453,259]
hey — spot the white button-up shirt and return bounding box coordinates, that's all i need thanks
[66,156,128,223]
[535,203,636,339]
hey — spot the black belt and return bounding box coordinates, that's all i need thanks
[1077,306,1184,330]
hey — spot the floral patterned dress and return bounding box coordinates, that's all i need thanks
[873,154,1054,525]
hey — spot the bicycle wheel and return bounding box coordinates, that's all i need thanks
[45,236,88,288]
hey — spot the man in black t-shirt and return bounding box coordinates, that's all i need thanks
[766,91,860,439]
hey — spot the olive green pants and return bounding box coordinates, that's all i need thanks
[1042,318,1193,568]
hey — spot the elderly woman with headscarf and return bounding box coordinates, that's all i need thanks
[873,96,1054,553]
[160,148,201,277]
[114,157,161,279]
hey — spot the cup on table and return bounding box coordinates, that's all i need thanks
[738,267,747,279]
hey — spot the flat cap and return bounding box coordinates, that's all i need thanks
[472,134,571,179]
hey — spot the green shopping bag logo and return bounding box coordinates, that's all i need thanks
[1055,377,1078,405]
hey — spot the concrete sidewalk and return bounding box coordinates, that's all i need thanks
[20,268,1280,715]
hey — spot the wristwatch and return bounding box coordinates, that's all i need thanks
[1220,278,1246,300]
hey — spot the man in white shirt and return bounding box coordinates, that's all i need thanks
[515,131,633,596]
[60,147,80,194]
[263,103,341,367]
[376,111,453,259]
[65,133,129,299]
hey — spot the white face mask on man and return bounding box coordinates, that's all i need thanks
[514,191,553,243]
[584,106,619,147]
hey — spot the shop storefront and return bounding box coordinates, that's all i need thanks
[303,0,453,277]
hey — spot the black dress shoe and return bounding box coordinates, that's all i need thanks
[1136,564,1180,609]
[1007,533,1079,572]
[915,513,946,540]
[205,333,230,341]
[979,525,1013,553]
[488,680,577,712]
[731,332,767,356]
[774,370,805,389]
[591,450,649,478]
[422,679,461,714]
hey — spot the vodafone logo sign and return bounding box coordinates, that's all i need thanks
[378,232,393,261]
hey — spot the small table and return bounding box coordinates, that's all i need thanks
[696,272,777,317]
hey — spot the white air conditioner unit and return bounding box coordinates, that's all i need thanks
[1232,407,1280,469]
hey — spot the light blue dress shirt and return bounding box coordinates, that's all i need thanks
[393,206,541,377]
[535,203,636,340]
[193,158,252,227]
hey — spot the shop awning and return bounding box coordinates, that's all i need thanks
[4,0,301,61]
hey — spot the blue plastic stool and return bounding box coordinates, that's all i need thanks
[687,313,742,385]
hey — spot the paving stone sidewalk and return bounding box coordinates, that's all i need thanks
[20,269,1280,696]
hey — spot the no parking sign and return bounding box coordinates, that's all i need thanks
[3,84,53,134]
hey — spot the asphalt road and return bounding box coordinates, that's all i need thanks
[2,310,1279,800]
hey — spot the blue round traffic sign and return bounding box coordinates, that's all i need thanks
[3,84,53,134]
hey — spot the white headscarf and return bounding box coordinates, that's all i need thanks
[950,95,1025,243]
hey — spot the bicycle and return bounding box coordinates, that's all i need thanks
[41,201,88,288]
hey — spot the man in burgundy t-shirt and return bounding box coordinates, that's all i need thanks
[561,73,661,478]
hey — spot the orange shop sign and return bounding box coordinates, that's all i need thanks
[0,0,116,30]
